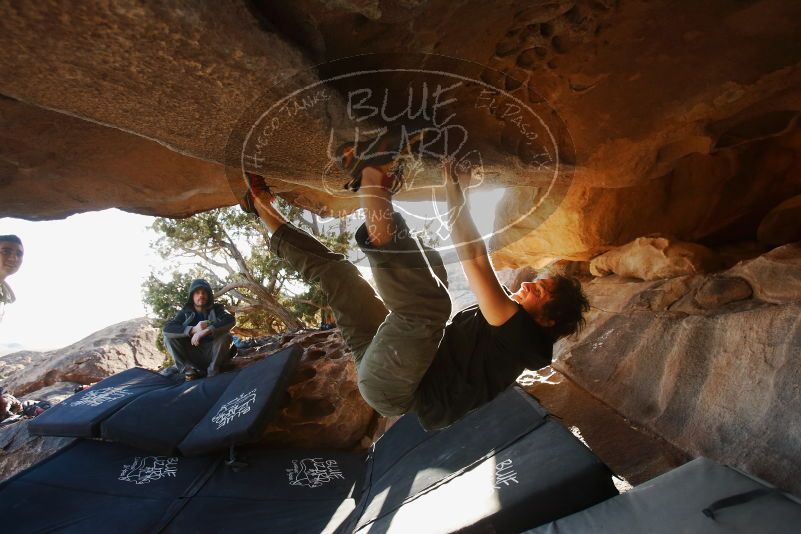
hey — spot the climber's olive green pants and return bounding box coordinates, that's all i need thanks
[269,213,451,416]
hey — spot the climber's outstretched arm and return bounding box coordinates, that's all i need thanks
[442,160,518,326]
[252,189,289,234]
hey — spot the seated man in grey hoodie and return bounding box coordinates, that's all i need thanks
[163,278,236,380]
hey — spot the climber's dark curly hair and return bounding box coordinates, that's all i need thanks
[541,275,590,340]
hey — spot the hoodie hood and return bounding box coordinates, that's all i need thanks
[186,278,214,308]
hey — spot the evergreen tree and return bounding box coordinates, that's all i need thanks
[143,202,353,338]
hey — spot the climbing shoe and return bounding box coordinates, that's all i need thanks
[239,172,271,214]
[184,368,203,382]
[335,127,428,193]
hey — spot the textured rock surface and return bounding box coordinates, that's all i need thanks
[0,0,799,267]
[520,367,687,488]
[20,382,82,405]
[0,320,160,483]
[0,97,235,220]
[0,0,357,217]
[727,242,801,303]
[0,420,74,483]
[264,0,801,265]
[0,1,308,164]
[758,195,801,247]
[589,237,721,281]
[231,328,377,450]
[554,243,801,495]
[0,318,163,397]
[492,119,801,268]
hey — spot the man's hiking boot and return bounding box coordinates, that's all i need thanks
[239,173,271,215]
[184,368,203,382]
[335,128,427,193]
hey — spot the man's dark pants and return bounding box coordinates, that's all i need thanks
[163,333,233,377]
[270,213,451,416]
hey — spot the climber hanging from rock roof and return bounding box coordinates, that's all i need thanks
[240,129,589,430]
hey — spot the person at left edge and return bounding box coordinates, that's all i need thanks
[0,235,24,323]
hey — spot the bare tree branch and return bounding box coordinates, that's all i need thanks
[220,227,254,278]
[193,249,235,275]
[216,281,251,296]
[293,298,323,309]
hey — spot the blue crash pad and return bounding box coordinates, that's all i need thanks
[27,367,175,438]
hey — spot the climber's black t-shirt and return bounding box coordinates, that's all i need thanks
[414,301,554,430]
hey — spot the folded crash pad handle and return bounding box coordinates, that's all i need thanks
[703,488,779,519]
[225,444,248,472]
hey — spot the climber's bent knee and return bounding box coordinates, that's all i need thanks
[357,377,415,417]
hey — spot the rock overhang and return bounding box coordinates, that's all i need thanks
[1,0,800,267]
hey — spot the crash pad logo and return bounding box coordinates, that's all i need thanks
[69,386,131,407]
[287,458,344,488]
[118,456,178,485]
[493,458,519,490]
[211,388,257,429]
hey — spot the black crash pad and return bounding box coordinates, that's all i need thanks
[165,448,368,533]
[529,457,801,534]
[100,371,238,455]
[178,345,303,456]
[4,385,619,534]
[0,441,364,534]
[27,367,175,438]
[351,386,618,533]
[0,439,218,534]
[34,345,301,455]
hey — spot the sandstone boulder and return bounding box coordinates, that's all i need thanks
[630,275,701,313]
[20,382,82,405]
[0,1,313,166]
[231,328,377,450]
[693,276,752,309]
[0,420,73,483]
[589,237,720,281]
[0,318,163,397]
[757,195,801,247]
[520,367,687,487]
[0,1,360,219]
[728,242,801,303]
[2,1,801,271]
[0,97,234,220]
[554,244,801,495]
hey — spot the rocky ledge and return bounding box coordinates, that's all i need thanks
[554,242,801,495]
